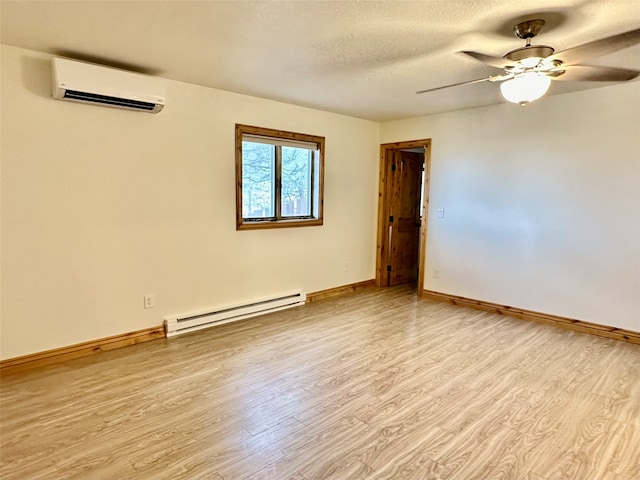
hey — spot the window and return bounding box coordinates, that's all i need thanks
[235,124,324,230]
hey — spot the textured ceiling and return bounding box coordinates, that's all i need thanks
[1,0,639,121]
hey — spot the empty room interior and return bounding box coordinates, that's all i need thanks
[1,1,639,479]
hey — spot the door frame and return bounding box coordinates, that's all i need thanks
[375,139,432,295]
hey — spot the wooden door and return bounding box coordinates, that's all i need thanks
[388,151,423,285]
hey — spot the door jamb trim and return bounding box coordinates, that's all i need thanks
[376,139,432,296]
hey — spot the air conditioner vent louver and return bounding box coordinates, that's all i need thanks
[63,90,158,111]
[52,58,165,113]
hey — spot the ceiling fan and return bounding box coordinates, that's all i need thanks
[417,20,640,105]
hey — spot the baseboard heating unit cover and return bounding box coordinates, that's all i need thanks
[164,291,306,337]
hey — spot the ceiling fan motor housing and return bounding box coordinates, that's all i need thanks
[504,45,555,63]
[505,20,555,64]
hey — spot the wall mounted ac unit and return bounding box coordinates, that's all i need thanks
[51,58,165,113]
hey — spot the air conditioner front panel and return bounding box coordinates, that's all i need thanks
[52,58,165,113]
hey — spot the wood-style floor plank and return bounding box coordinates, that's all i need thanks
[1,285,639,479]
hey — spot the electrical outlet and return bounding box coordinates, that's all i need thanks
[144,294,155,309]
[433,268,441,279]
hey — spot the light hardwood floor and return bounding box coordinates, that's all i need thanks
[1,286,639,480]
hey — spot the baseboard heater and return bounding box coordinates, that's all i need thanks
[164,291,306,337]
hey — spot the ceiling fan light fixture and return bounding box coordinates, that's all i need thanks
[500,72,551,105]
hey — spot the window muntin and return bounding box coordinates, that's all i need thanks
[235,125,324,230]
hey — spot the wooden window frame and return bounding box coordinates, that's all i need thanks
[235,124,325,230]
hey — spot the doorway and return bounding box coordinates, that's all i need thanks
[376,139,431,295]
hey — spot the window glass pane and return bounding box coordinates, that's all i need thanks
[281,146,312,217]
[242,141,275,219]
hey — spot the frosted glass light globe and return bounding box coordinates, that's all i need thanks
[500,73,551,105]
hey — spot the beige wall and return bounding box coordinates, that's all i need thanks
[0,45,380,359]
[381,82,640,331]
[3,43,639,361]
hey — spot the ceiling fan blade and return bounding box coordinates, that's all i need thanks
[459,51,515,69]
[551,65,640,82]
[416,75,511,94]
[549,28,640,66]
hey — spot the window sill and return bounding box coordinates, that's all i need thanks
[236,218,323,230]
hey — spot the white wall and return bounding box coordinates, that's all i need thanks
[0,45,380,359]
[382,82,640,331]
